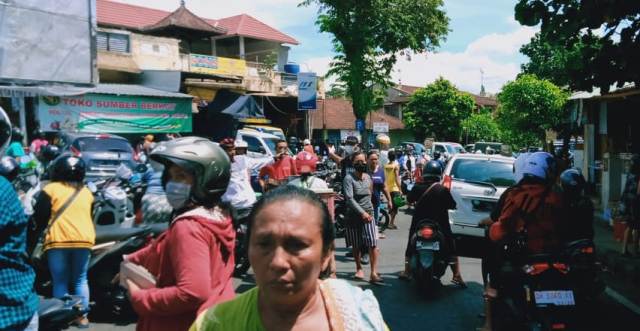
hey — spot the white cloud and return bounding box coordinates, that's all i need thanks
[391,26,538,94]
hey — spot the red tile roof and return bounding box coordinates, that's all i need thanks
[397,84,422,95]
[96,0,298,44]
[215,14,298,45]
[312,99,405,130]
[472,94,498,108]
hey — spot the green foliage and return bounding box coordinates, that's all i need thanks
[260,51,279,74]
[403,77,475,142]
[515,0,640,92]
[326,83,348,99]
[461,112,501,144]
[300,0,449,120]
[496,74,568,147]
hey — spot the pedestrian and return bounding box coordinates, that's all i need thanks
[368,150,392,238]
[0,108,38,331]
[344,151,383,283]
[190,185,388,331]
[121,137,235,331]
[376,134,391,166]
[621,155,640,257]
[258,139,298,192]
[328,135,359,179]
[140,145,173,224]
[384,150,402,229]
[32,155,95,328]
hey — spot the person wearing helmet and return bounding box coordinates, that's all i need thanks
[29,129,49,156]
[478,151,564,331]
[6,127,25,161]
[0,156,20,182]
[0,107,38,331]
[31,155,95,327]
[400,161,466,286]
[558,168,594,242]
[620,155,640,257]
[295,139,319,174]
[122,137,236,331]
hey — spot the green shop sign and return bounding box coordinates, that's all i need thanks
[38,93,192,133]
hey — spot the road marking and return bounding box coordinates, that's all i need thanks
[605,287,640,315]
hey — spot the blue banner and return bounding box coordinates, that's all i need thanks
[297,72,317,111]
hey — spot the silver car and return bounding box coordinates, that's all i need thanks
[442,153,516,256]
[59,133,136,181]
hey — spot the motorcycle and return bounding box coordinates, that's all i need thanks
[35,225,152,318]
[408,219,449,296]
[13,168,41,216]
[233,207,252,277]
[490,237,603,331]
[38,295,85,331]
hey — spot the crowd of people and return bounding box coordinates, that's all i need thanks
[0,100,635,330]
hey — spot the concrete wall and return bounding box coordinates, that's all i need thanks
[130,33,181,71]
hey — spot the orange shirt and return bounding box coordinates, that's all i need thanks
[259,155,298,181]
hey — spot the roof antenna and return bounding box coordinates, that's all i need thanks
[180,0,185,7]
[480,69,486,96]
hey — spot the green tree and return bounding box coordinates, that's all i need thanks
[300,0,449,141]
[496,74,568,147]
[515,0,640,92]
[403,77,475,142]
[461,112,502,144]
[326,83,348,99]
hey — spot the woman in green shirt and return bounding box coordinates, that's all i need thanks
[191,185,388,331]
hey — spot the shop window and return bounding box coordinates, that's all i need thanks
[97,31,130,53]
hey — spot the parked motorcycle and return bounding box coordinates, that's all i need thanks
[490,237,603,331]
[38,295,85,331]
[408,218,449,296]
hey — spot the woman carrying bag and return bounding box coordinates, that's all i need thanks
[32,155,95,328]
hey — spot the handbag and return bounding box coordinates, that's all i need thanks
[393,194,407,208]
[30,187,82,266]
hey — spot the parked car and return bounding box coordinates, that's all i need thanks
[58,133,137,181]
[473,141,510,155]
[430,142,466,159]
[241,124,286,141]
[464,144,475,153]
[441,153,516,258]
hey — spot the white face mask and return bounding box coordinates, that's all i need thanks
[165,181,191,210]
[343,145,354,155]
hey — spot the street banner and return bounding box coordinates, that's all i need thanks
[38,94,192,133]
[355,119,365,131]
[189,54,247,77]
[373,122,389,133]
[298,72,317,111]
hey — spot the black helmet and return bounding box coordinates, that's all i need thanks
[11,127,23,142]
[151,137,230,203]
[32,129,44,139]
[288,136,298,145]
[560,168,585,199]
[41,145,61,162]
[432,151,441,160]
[422,160,443,181]
[0,107,10,154]
[345,135,359,146]
[51,155,86,182]
[0,156,19,182]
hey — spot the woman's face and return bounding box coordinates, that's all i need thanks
[249,199,330,306]
[368,153,379,168]
[168,164,194,185]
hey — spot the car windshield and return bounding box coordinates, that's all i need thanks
[450,158,516,187]
[74,137,132,153]
[454,146,466,153]
[264,138,279,155]
[446,145,456,154]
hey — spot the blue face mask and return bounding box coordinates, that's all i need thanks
[165,181,191,210]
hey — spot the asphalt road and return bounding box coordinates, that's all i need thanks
[92,208,640,330]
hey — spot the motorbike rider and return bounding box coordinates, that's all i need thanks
[0,107,38,331]
[220,138,272,220]
[258,139,298,192]
[399,160,466,287]
[29,129,49,156]
[558,168,594,242]
[122,137,236,331]
[478,151,564,331]
[0,156,20,182]
[295,139,319,173]
[32,155,95,328]
[288,164,329,190]
[141,143,173,224]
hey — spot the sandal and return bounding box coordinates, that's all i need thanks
[388,224,398,230]
[352,271,365,280]
[370,274,385,284]
[451,276,467,288]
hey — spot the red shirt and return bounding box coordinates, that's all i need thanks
[259,155,298,181]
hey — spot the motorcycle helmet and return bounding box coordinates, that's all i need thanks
[0,156,20,182]
[560,168,586,199]
[50,155,86,182]
[0,107,11,154]
[345,135,359,146]
[422,160,443,181]
[521,151,556,182]
[40,145,61,162]
[11,127,23,142]
[432,150,441,160]
[151,137,230,202]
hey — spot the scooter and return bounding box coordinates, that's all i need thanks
[38,295,85,331]
[409,218,449,296]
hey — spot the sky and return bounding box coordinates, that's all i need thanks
[113,0,538,95]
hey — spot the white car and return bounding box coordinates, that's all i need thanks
[441,153,516,257]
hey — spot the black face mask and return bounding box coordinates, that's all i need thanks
[354,162,367,173]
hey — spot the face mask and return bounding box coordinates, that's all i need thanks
[343,145,354,155]
[354,162,367,173]
[165,181,191,210]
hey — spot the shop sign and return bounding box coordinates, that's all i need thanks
[298,72,317,110]
[189,54,247,77]
[38,94,192,133]
[372,122,389,133]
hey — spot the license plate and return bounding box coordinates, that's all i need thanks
[471,199,496,212]
[416,241,439,250]
[534,290,575,306]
